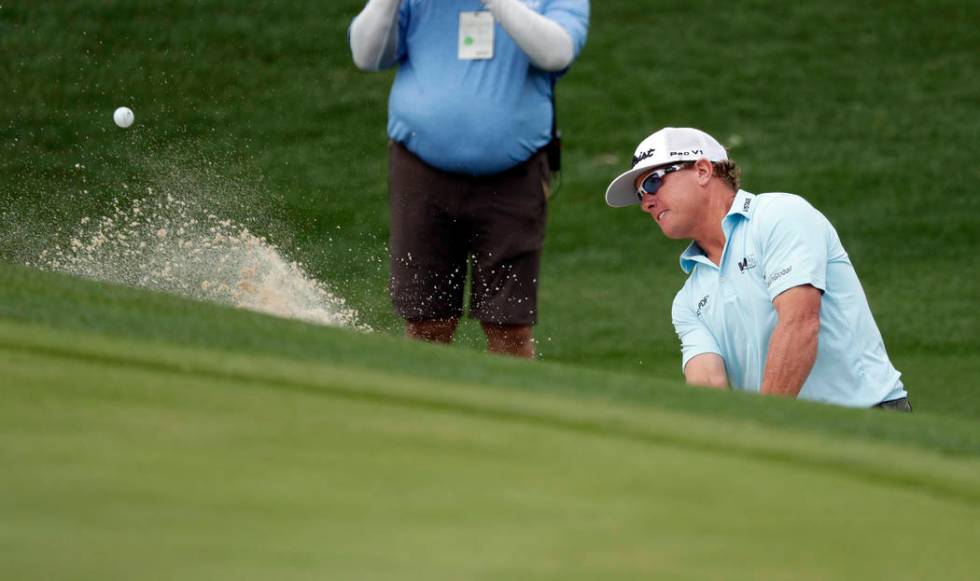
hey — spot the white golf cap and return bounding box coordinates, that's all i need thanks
[605,127,729,207]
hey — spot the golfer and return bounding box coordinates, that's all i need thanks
[349,0,589,357]
[605,127,910,410]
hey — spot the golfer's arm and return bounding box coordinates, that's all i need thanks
[482,0,574,71]
[684,353,729,389]
[760,285,822,397]
[349,0,401,71]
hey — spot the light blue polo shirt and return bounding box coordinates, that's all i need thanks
[672,190,906,407]
[386,0,590,175]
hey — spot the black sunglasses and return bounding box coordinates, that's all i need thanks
[636,162,692,200]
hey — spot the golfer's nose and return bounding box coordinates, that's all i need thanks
[641,192,657,211]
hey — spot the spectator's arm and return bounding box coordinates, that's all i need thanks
[481,0,575,71]
[349,0,402,71]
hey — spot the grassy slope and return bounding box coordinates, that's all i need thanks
[2,0,978,418]
[3,263,978,458]
[2,271,979,580]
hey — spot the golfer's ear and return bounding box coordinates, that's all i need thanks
[694,159,713,185]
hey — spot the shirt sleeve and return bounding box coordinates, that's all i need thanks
[348,0,407,70]
[753,195,830,300]
[542,0,590,60]
[482,0,578,71]
[672,290,722,372]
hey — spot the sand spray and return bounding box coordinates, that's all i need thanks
[19,141,370,331]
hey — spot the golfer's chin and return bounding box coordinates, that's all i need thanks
[654,221,683,240]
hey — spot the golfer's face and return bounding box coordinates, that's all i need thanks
[636,166,692,239]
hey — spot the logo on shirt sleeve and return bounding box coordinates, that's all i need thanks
[696,294,710,317]
[765,266,793,288]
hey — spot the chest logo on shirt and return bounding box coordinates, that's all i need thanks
[737,255,758,273]
[696,294,710,317]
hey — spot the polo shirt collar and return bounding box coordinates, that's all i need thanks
[679,242,710,273]
[679,190,756,274]
[728,189,757,220]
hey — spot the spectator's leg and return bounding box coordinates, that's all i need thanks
[388,142,468,335]
[407,318,459,344]
[482,322,534,358]
[467,151,549,358]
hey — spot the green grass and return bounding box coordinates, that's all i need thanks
[2,267,979,580]
[2,1,980,577]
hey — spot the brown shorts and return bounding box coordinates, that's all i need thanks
[388,142,549,325]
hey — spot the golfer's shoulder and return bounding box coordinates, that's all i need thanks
[671,273,703,316]
[752,192,815,215]
[749,193,824,231]
[671,284,689,306]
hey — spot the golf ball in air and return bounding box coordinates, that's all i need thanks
[113,107,134,128]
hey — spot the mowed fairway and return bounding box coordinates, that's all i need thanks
[2,269,979,580]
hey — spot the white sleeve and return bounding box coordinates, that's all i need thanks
[349,0,402,71]
[482,0,575,71]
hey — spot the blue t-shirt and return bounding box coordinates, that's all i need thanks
[387,0,589,175]
[672,191,907,408]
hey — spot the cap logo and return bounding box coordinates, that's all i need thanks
[669,149,703,157]
[631,148,656,167]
